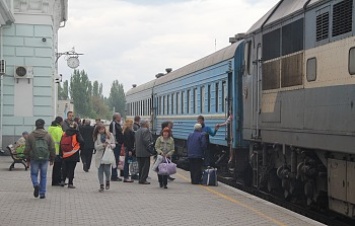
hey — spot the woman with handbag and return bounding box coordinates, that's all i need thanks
[94,123,116,192]
[155,127,175,189]
[122,119,135,183]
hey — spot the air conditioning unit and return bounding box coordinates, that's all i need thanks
[14,66,33,83]
[0,60,5,75]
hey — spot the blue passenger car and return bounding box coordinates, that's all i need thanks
[126,39,246,160]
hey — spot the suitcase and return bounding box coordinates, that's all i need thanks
[202,168,218,186]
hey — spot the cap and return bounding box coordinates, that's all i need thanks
[194,123,202,130]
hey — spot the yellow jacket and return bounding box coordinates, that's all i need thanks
[48,125,63,155]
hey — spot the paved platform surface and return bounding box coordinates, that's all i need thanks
[0,156,325,226]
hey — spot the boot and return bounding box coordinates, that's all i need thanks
[106,181,110,190]
[99,184,104,192]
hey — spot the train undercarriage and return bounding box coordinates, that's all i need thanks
[173,137,355,224]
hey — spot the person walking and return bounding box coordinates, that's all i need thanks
[24,119,56,199]
[109,113,124,181]
[60,123,84,189]
[48,116,64,186]
[79,119,95,172]
[155,127,175,189]
[160,121,176,181]
[135,119,153,185]
[133,115,141,132]
[62,111,74,132]
[122,119,135,183]
[197,115,219,167]
[94,123,116,192]
[187,123,207,184]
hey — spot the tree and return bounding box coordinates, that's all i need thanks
[58,80,69,100]
[99,83,103,98]
[69,69,92,117]
[108,80,126,117]
[92,81,99,97]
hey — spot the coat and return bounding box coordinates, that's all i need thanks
[135,127,153,158]
[48,125,63,155]
[94,132,116,168]
[187,130,207,159]
[123,129,135,153]
[155,136,175,156]
[60,128,84,162]
[24,129,56,162]
[79,124,95,150]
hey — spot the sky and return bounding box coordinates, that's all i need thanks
[58,0,279,97]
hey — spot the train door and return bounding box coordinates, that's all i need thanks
[151,94,157,135]
[254,43,262,138]
[226,71,233,147]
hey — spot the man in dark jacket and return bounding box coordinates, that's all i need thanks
[62,111,74,132]
[135,119,153,184]
[24,119,56,199]
[79,119,95,172]
[133,115,141,132]
[109,113,124,181]
[187,123,207,184]
[197,115,218,167]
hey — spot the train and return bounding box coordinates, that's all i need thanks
[126,0,355,219]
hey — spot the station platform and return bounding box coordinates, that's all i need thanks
[0,156,324,226]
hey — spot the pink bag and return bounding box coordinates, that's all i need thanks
[158,158,177,175]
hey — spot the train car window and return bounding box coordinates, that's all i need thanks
[167,95,170,115]
[141,100,143,116]
[316,8,330,42]
[181,91,184,114]
[349,48,355,75]
[172,93,174,115]
[244,41,252,75]
[222,81,226,112]
[207,85,211,113]
[282,18,304,56]
[262,29,281,61]
[134,102,137,116]
[193,88,197,114]
[176,92,179,115]
[187,90,190,114]
[332,0,353,37]
[215,83,219,113]
[200,86,205,113]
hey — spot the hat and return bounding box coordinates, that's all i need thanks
[194,123,202,130]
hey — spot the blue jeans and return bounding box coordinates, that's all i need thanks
[30,160,49,196]
[123,154,133,179]
[111,144,121,179]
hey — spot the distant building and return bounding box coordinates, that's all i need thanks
[0,0,68,148]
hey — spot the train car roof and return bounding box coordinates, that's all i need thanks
[126,40,241,96]
[248,0,313,33]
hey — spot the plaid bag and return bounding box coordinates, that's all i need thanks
[129,160,139,175]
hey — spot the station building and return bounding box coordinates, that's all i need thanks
[0,0,68,149]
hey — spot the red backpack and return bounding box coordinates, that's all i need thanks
[60,133,73,153]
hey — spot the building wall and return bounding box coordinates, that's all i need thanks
[0,0,67,147]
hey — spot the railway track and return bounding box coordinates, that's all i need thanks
[217,175,355,226]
